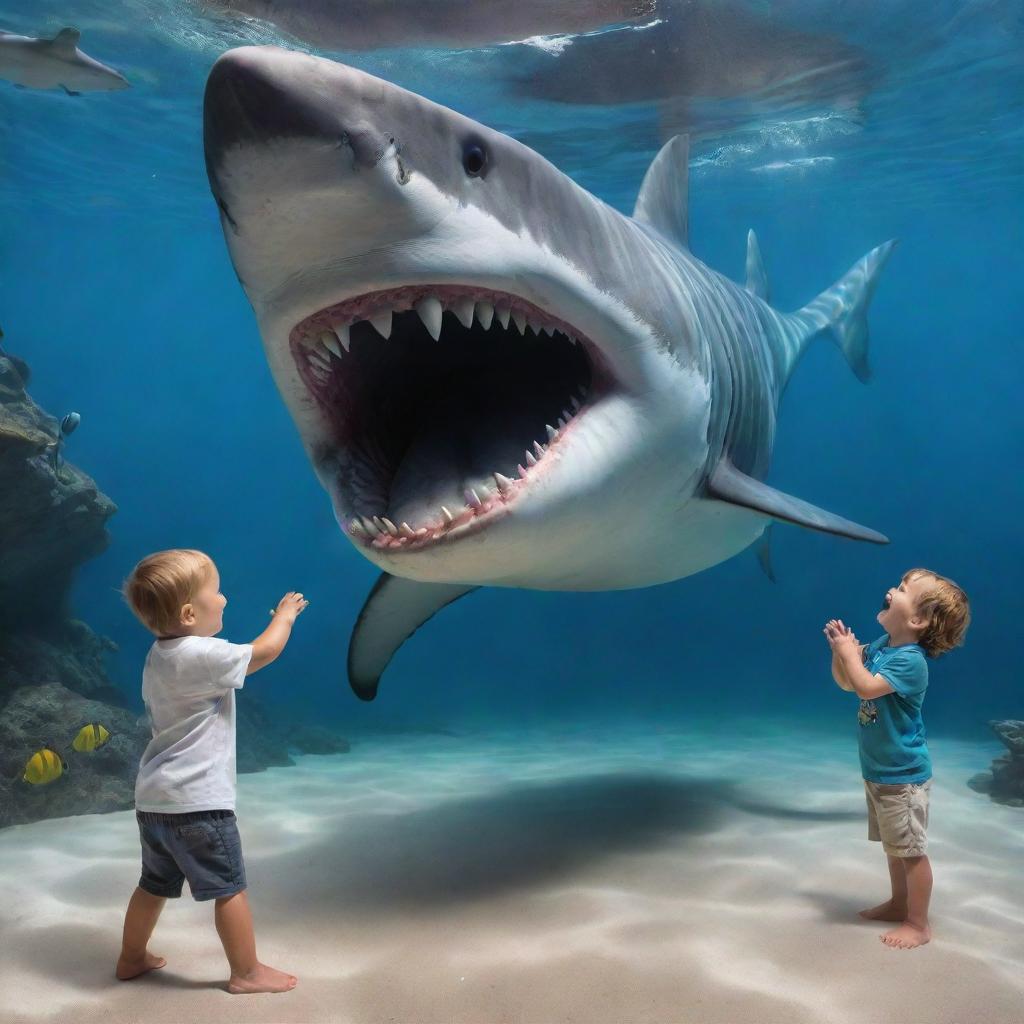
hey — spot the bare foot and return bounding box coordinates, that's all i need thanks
[227,962,298,994]
[859,899,908,921]
[116,951,167,980]
[880,922,931,949]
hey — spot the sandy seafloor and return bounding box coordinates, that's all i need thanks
[1,718,1022,1024]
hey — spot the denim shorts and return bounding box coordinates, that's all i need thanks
[136,809,247,901]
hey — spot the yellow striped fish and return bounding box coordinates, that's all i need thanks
[22,748,68,785]
[71,723,111,752]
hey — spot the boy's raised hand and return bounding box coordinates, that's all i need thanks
[272,592,309,623]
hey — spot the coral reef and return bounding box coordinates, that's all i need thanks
[0,682,352,827]
[0,350,116,631]
[0,619,123,705]
[284,722,352,756]
[967,721,1024,807]
[0,683,149,828]
[0,345,130,827]
[237,703,352,772]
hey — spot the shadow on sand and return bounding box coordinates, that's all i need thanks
[248,770,863,916]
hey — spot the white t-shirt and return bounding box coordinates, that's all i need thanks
[134,635,253,813]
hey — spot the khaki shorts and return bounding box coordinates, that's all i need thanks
[864,779,931,858]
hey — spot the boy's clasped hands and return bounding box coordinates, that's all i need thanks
[824,618,859,655]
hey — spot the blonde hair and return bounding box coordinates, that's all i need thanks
[903,568,970,658]
[122,549,216,636]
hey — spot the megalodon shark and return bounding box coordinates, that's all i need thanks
[203,0,656,51]
[516,0,872,140]
[203,46,894,701]
[0,27,129,95]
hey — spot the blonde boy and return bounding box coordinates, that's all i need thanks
[116,549,307,994]
[825,568,969,950]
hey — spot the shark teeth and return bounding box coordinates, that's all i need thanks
[368,310,392,339]
[350,386,590,548]
[322,331,342,358]
[452,297,475,329]
[309,347,332,371]
[298,289,587,366]
[414,297,443,340]
[296,286,599,550]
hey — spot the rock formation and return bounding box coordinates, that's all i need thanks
[967,721,1024,808]
[0,349,116,634]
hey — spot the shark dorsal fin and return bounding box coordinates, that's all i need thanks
[707,458,888,545]
[745,229,769,301]
[632,134,689,251]
[51,28,81,53]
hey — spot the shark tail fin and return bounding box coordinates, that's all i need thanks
[786,239,897,385]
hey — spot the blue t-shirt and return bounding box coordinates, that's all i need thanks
[857,635,931,784]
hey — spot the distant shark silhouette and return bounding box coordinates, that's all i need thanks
[204,0,656,50]
[518,0,872,138]
[0,27,129,95]
[204,47,893,701]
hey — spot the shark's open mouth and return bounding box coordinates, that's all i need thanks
[291,285,609,551]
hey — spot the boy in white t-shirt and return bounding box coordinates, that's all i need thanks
[115,548,307,995]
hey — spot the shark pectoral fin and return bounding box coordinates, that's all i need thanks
[632,134,689,251]
[52,28,81,53]
[707,460,889,545]
[745,229,770,302]
[755,523,776,582]
[60,85,82,97]
[347,572,479,701]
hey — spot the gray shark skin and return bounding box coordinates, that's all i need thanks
[203,47,893,700]
[518,0,871,138]
[0,27,129,94]
[205,0,656,50]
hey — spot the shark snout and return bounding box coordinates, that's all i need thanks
[205,47,337,158]
[203,47,392,189]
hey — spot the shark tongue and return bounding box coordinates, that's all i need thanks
[386,398,541,527]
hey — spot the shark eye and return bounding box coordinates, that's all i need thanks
[462,140,487,177]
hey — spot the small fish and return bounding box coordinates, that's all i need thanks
[23,747,69,785]
[71,722,110,752]
[50,410,81,480]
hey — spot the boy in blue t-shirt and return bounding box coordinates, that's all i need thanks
[824,568,970,951]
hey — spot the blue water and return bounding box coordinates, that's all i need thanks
[1,0,1021,740]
